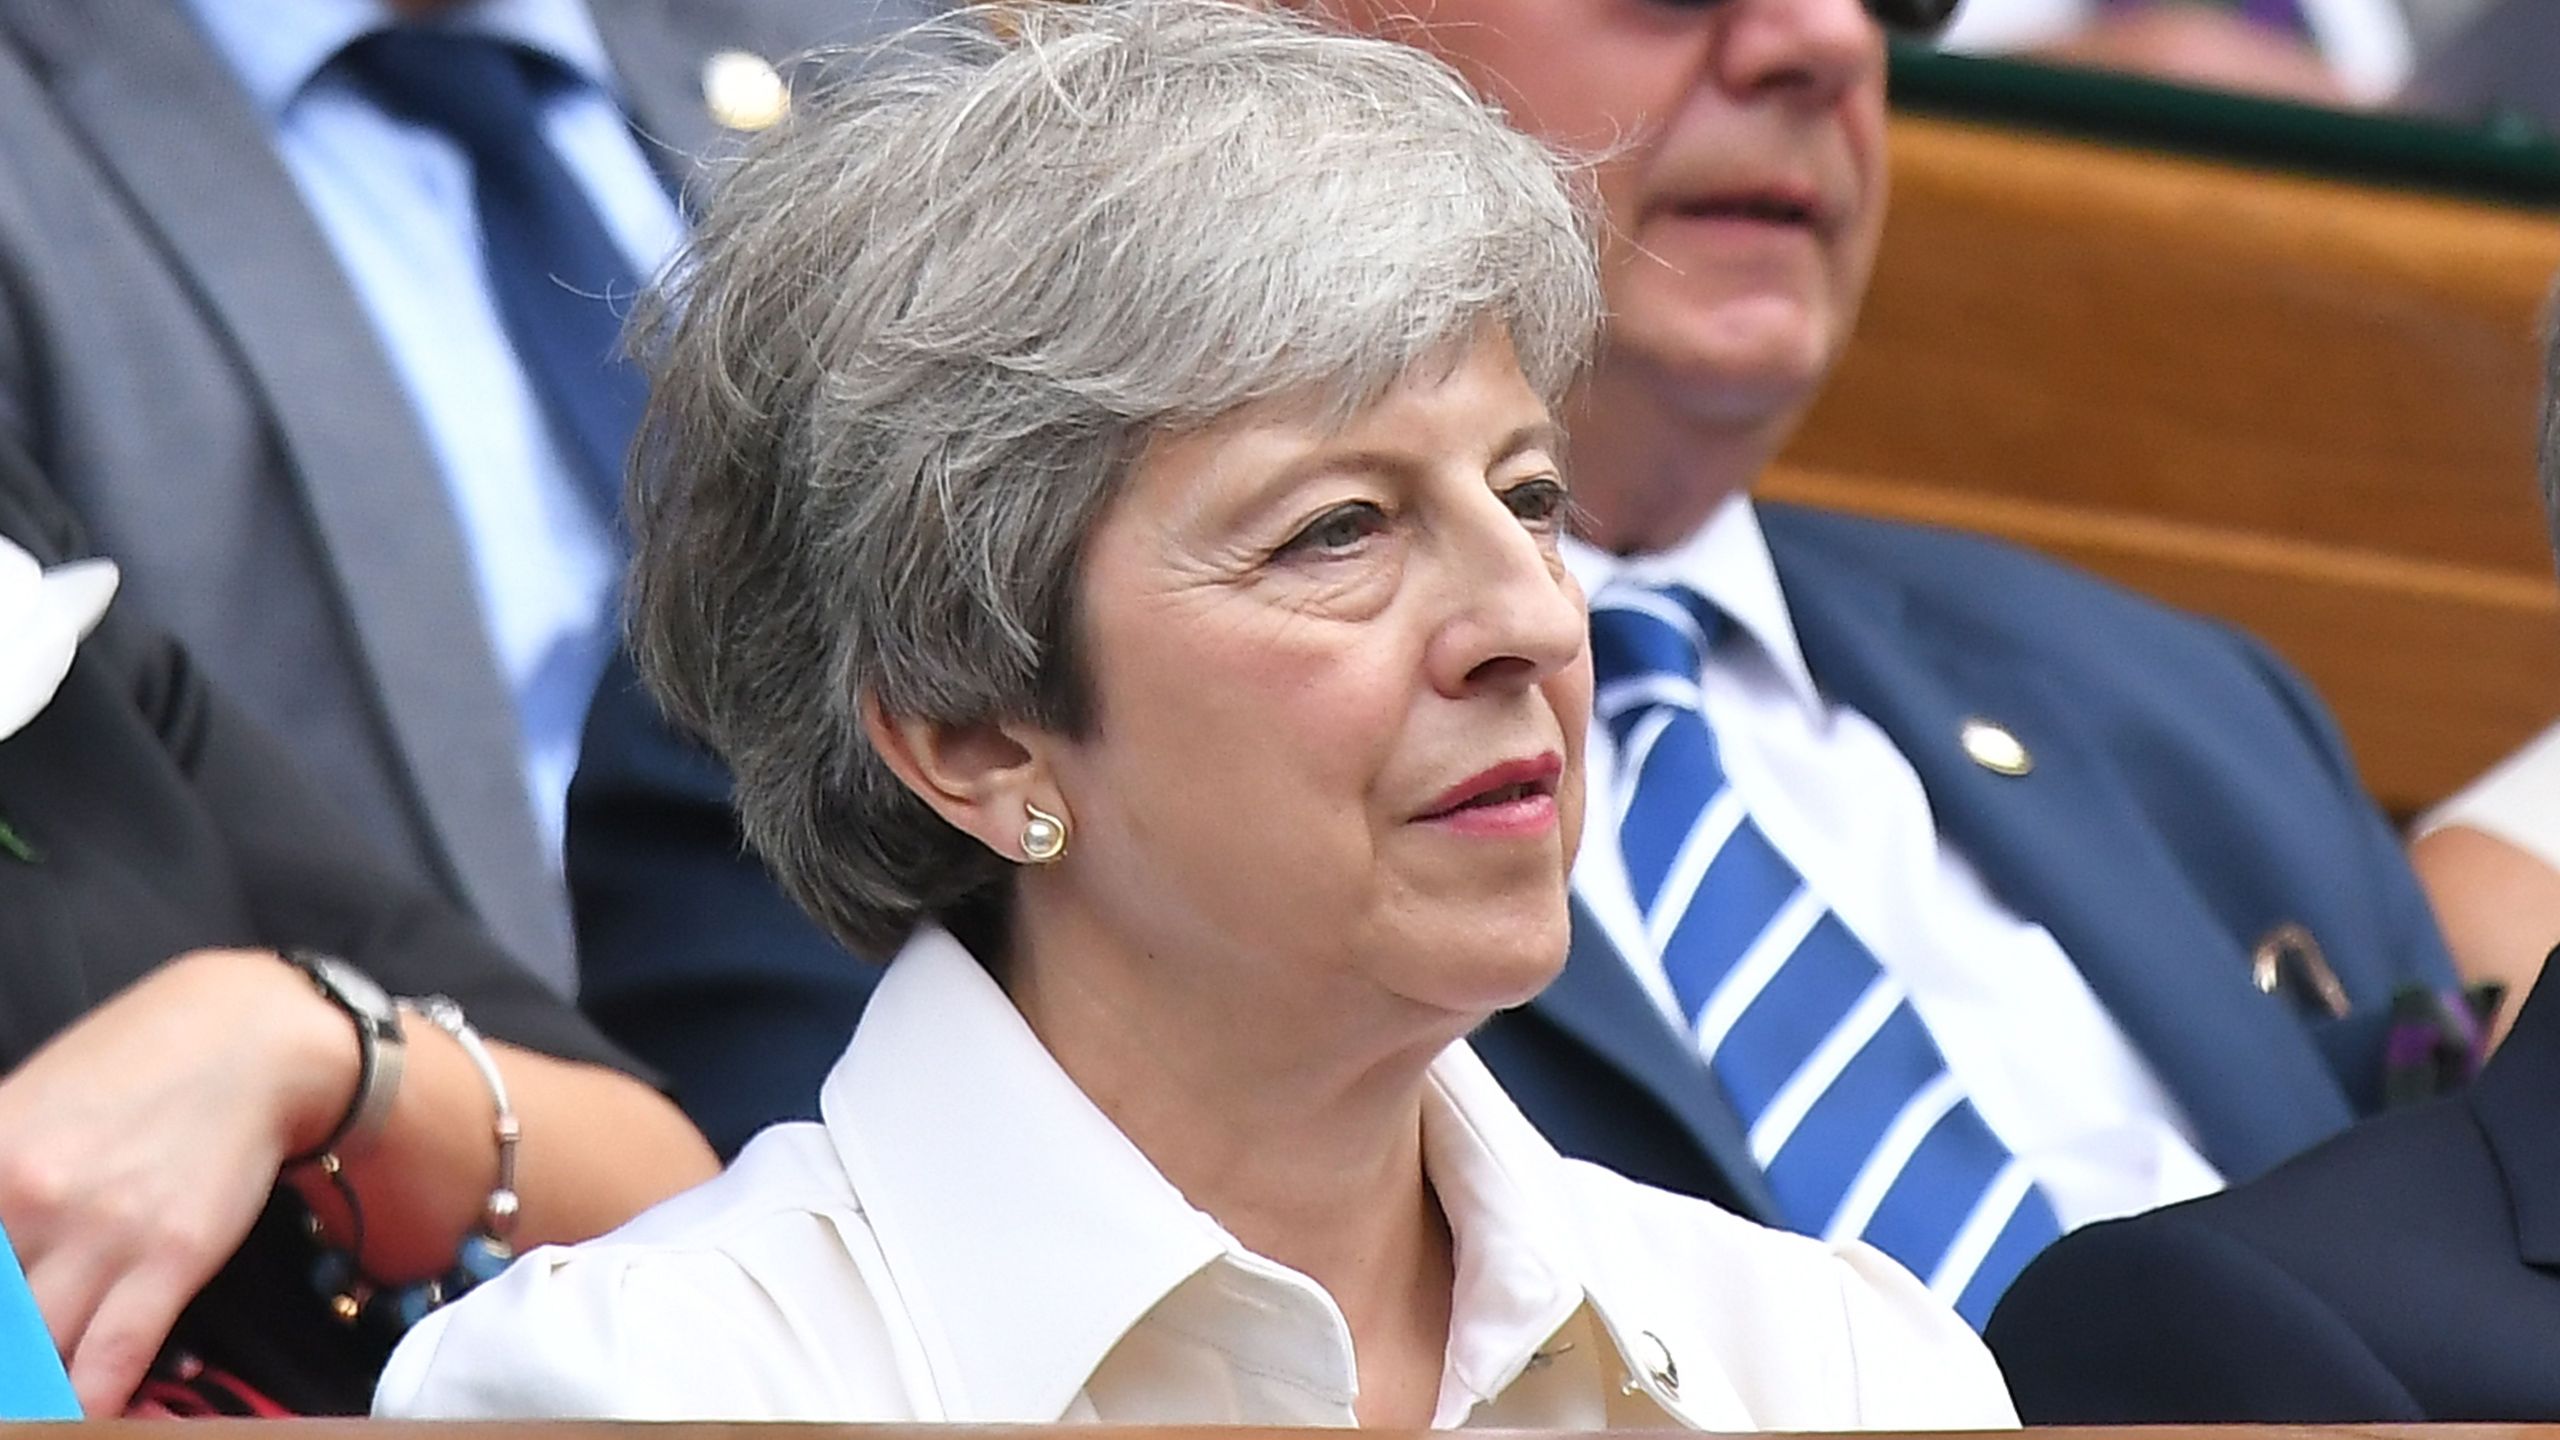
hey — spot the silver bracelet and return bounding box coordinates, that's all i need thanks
[398,994,521,1249]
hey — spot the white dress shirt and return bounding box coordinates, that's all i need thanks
[1566,498,2221,1230]
[378,925,2015,1428]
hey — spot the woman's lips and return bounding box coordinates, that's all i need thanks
[1424,787,1559,838]
[1415,753,1564,837]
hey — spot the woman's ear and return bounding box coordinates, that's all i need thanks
[862,693,1062,864]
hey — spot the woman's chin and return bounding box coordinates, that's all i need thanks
[1397,905,1573,1020]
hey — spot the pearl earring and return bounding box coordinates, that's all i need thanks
[1020,802,1068,864]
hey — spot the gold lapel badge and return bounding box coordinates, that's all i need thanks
[1959,716,2032,777]
[2251,921,2350,1019]
[703,50,790,133]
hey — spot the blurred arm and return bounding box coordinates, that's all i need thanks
[2411,722,2560,1045]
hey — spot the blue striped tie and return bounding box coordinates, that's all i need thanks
[1591,581,2062,1328]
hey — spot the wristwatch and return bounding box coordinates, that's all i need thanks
[280,949,408,1165]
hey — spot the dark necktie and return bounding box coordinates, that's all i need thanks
[338,29,649,516]
[1591,579,2063,1329]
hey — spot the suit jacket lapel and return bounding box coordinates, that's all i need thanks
[1537,902,1782,1220]
[598,0,914,207]
[0,0,567,976]
[595,0,724,198]
[1764,506,2353,1182]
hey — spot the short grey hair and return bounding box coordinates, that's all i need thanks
[627,0,1603,958]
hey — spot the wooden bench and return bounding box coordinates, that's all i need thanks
[1771,84,2560,819]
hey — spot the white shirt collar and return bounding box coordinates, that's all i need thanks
[1564,495,1823,717]
[822,927,1669,1424]
[0,537,115,743]
[822,928,1235,1422]
[183,0,621,117]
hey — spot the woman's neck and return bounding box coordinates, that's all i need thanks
[999,907,1460,1425]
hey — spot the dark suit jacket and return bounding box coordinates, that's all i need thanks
[0,0,935,987]
[1986,956,2560,1423]
[573,502,2456,1175]
[0,442,630,1413]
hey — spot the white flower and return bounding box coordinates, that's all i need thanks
[0,534,117,743]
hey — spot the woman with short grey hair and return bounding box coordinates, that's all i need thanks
[376,1,2014,1426]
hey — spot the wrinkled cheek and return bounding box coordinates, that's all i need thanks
[1557,780,1588,871]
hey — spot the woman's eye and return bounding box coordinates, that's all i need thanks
[1502,476,1568,528]
[1278,502,1388,558]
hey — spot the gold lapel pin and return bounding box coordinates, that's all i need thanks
[1959,717,2032,777]
[703,50,789,133]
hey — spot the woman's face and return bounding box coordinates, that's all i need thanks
[1037,332,1589,1031]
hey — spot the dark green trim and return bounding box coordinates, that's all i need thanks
[1890,45,2560,208]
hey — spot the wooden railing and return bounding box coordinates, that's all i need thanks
[1773,107,2560,818]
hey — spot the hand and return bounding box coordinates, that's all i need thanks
[0,949,356,1413]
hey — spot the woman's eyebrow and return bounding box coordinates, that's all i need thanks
[1490,419,1566,467]
[1282,417,1568,491]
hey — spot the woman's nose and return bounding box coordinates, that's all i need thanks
[1431,517,1588,698]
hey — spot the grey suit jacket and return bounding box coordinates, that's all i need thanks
[0,0,933,987]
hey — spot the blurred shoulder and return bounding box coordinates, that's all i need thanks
[1988,1094,2505,1423]
[1985,1197,2421,1423]
[1553,1159,2018,1432]
[1756,502,2345,752]
[376,1122,922,1421]
[1759,503,2221,642]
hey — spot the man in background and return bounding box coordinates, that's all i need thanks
[0,0,932,989]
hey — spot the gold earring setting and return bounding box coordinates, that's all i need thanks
[1021,802,1068,864]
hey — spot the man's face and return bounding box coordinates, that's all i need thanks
[1331,0,1890,431]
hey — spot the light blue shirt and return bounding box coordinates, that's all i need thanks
[184,0,687,862]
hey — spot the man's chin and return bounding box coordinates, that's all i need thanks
[1606,306,1838,429]
[1639,353,1827,439]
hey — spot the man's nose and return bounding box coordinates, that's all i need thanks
[1711,0,1885,109]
